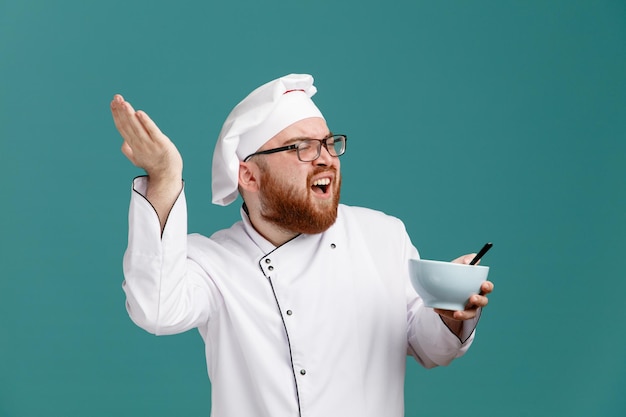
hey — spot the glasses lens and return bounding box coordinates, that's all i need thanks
[327,135,346,156]
[296,136,347,161]
[296,140,319,162]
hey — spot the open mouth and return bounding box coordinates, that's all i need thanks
[312,177,331,194]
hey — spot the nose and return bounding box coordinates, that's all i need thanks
[314,143,334,166]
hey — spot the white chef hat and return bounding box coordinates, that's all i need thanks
[211,73,325,206]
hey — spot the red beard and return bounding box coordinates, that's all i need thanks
[258,165,341,235]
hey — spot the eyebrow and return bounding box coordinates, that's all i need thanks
[281,132,334,146]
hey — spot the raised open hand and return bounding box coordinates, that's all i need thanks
[110,94,183,182]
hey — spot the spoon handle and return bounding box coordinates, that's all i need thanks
[470,242,493,265]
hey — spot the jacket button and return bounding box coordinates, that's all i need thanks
[265,258,271,264]
[300,369,306,375]
[268,265,274,271]
[286,310,292,316]
[330,243,336,249]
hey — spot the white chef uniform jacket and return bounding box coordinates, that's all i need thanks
[123,177,479,417]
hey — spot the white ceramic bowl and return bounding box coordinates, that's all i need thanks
[409,259,489,311]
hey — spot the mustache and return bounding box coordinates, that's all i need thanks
[308,166,338,180]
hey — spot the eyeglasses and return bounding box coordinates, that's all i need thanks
[244,134,348,162]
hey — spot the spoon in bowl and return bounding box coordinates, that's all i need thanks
[469,242,493,265]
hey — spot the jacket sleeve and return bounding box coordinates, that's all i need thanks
[403,229,481,368]
[406,295,480,368]
[122,176,220,335]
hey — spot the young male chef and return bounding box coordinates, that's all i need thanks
[110,73,494,417]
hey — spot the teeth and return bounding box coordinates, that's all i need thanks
[313,178,331,186]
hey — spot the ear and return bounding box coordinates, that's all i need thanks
[238,161,260,193]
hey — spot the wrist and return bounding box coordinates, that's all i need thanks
[146,166,183,186]
[439,314,463,337]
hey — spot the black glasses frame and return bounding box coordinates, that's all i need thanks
[243,134,347,162]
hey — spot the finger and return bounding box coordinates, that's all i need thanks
[452,254,476,265]
[454,309,478,320]
[467,293,489,308]
[110,94,132,119]
[110,95,126,130]
[434,308,477,321]
[136,110,165,141]
[121,102,150,142]
[480,281,494,295]
[112,99,150,146]
[111,96,139,138]
[121,141,135,163]
[114,94,136,113]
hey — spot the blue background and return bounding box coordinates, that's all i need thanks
[1,0,625,416]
